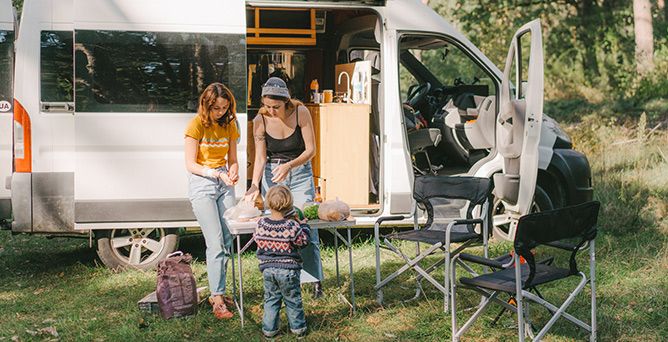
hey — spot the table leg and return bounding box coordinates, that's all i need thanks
[334,229,340,287]
[237,235,245,328]
[347,227,356,313]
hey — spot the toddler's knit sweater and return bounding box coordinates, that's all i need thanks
[254,217,310,272]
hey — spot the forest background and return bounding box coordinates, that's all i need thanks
[430,0,667,123]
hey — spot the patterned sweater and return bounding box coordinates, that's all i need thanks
[254,217,311,272]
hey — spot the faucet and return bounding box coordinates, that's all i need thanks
[337,71,351,103]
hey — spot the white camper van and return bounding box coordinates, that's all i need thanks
[10,0,592,269]
[0,0,14,227]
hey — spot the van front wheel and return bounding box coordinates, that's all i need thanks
[491,185,553,241]
[95,228,179,270]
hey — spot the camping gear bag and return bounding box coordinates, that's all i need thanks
[156,251,198,319]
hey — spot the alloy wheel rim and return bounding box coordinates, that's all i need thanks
[109,228,166,266]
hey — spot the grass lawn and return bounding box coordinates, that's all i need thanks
[1,118,667,341]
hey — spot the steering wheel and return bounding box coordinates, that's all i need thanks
[406,82,431,108]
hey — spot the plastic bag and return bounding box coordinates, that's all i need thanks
[317,199,350,221]
[223,200,262,221]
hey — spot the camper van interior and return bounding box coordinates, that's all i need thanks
[244,7,383,212]
[244,6,500,213]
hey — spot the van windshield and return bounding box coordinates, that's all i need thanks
[0,31,13,103]
[75,30,246,113]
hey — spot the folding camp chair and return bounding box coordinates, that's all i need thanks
[450,201,600,342]
[373,175,493,312]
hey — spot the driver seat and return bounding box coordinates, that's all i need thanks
[408,128,442,175]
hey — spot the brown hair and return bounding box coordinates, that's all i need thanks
[265,185,293,215]
[257,96,304,117]
[198,83,237,128]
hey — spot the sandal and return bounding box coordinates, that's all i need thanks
[208,297,234,319]
[221,295,235,307]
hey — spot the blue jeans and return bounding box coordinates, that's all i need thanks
[188,168,235,296]
[262,268,307,336]
[262,160,323,282]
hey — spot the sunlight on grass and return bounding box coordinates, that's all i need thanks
[0,114,667,341]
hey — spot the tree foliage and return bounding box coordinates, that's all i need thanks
[433,0,668,105]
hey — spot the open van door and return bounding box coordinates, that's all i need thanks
[492,19,544,241]
[72,0,246,269]
[0,0,14,224]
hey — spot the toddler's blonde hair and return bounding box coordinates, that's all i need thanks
[265,185,293,215]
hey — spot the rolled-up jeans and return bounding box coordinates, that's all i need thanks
[188,167,235,296]
[261,267,307,336]
[262,160,324,282]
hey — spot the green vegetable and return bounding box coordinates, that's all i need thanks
[303,204,320,220]
[293,206,305,221]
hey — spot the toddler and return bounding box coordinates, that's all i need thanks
[254,185,310,338]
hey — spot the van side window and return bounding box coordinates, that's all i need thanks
[74,31,246,113]
[0,30,13,102]
[41,31,74,103]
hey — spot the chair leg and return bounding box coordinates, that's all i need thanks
[374,241,444,292]
[444,250,450,312]
[590,240,597,342]
[524,273,590,341]
[450,257,458,342]
[514,255,526,342]
[374,221,383,305]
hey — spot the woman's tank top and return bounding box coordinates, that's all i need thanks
[263,107,306,161]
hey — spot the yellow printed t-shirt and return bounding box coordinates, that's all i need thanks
[184,116,240,169]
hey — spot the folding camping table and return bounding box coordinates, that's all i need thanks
[226,218,358,327]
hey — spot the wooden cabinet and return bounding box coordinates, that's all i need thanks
[306,103,370,207]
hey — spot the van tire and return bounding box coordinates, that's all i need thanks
[95,228,179,270]
[491,185,553,241]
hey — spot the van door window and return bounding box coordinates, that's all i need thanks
[399,36,496,123]
[41,31,74,103]
[0,30,12,103]
[74,31,246,113]
[398,34,498,170]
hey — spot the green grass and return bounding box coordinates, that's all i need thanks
[1,115,668,341]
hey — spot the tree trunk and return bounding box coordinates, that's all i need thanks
[633,0,654,75]
[577,0,600,83]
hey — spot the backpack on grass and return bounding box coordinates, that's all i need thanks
[156,251,198,319]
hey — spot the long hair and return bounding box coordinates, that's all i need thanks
[257,95,304,117]
[198,83,237,128]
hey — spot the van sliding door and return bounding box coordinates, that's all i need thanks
[72,0,247,227]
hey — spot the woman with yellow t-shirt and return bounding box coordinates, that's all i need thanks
[184,83,239,319]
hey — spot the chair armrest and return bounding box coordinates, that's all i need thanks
[374,215,405,240]
[544,241,577,251]
[459,253,505,269]
[452,218,483,226]
[375,215,406,225]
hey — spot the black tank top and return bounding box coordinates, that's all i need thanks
[263,107,306,161]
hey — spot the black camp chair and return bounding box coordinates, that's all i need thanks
[373,175,493,312]
[450,201,600,342]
